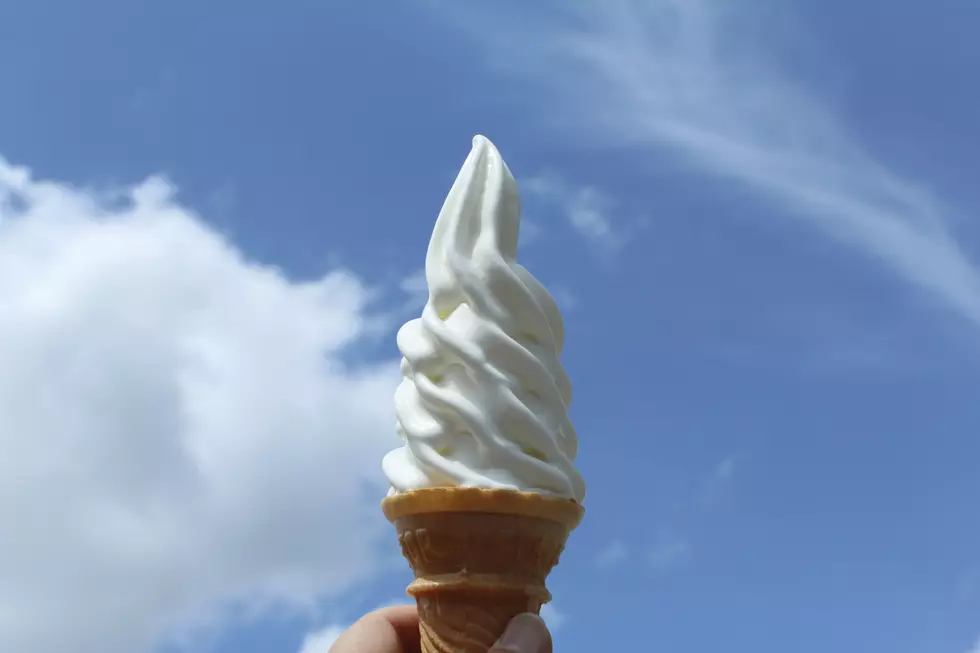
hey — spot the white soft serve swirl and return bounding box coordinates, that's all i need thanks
[382,135,586,502]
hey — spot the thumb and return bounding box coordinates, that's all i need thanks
[489,613,553,653]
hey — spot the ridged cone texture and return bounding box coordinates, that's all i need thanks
[383,488,584,653]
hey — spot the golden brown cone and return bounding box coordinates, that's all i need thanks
[383,487,584,653]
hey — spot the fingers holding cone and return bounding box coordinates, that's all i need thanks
[329,605,421,653]
[328,605,552,653]
[490,613,552,653]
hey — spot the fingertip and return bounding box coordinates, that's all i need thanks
[328,604,420,653]
[374,603,419,626]
[490,612,552,653]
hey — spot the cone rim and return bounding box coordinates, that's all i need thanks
[382,487,584,529]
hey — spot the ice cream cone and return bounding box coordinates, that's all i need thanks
[382,487,584,653]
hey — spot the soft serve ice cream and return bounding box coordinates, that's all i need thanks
[382,136,585,502]
[381,136,584,653]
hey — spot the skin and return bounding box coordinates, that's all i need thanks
[329,605,553,653]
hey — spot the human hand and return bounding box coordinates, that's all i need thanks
[328,604,553,653]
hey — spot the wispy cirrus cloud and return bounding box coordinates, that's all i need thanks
[438,0,980,337]
[525,175,622,252]
[711,456,737,484]
[595,540,629,569]
[648,532,691,573]
[700,455,739,505]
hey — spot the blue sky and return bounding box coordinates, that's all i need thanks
[1,1,979,653]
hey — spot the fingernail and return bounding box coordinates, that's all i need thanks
[490,613,551,653]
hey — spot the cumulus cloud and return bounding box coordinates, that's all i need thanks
[0,158,400,653]
[439,0,980,336]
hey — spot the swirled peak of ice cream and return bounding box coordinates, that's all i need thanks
[382,135,586,502]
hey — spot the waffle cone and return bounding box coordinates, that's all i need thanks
[382,487,584,653]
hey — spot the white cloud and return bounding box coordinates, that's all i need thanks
[298,624,348,653]
[595,540,629,569]
[539,603,566,632]
[396,269,430,319]
[968,637,980,653]
[296,598,413,653]
[550,285,579,313]
[398,269,427,304]
[443,0,980,336]
[0,158,401,653]
[525,175,621,251]
[648,534,691,573]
